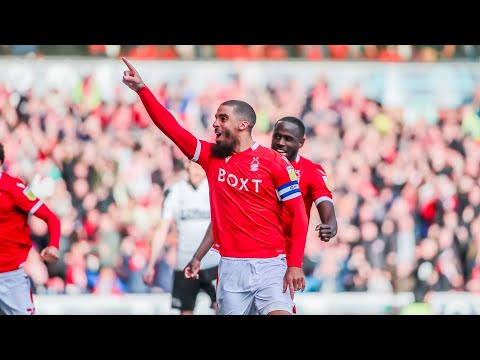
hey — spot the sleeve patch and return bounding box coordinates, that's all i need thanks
[23,187,37,201]
[287,165,298,181]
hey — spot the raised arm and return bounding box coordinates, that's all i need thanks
[122,57,200,161]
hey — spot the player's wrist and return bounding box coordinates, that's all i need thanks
[287,264,302,269]
[136,83,147,93]
[192,254,202,262]
[287,261,302,268]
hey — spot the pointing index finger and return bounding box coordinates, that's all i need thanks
[122,57,136,74]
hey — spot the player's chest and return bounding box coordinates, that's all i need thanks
[177,189,210,209]
[210,156,272,194]
[293,168,307,193]
[177,193,210,220]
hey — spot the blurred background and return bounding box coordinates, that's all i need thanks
[1,44,480,314]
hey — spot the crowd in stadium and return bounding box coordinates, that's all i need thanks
[2,45,480,62]
[1,64,480,302]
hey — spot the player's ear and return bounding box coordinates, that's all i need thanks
[299,137,305,149]
[238,120,249,131]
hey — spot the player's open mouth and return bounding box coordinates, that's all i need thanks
[276,149,287,153]
[215,132,222,141]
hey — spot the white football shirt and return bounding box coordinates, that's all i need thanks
[162,178,219,270]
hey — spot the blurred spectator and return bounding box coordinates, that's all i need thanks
[2,58,480,301]
[4,45,480,62]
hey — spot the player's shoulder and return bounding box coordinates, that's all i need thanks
[259,146,292,164]
[164,182,180,199]
[0,172,26,189]
[300,156,327,175]
[200,139,214,152]
[174,178,190,191]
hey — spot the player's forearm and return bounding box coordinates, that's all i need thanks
[317,202,338,236]
[193,223,214,262]
[34,205,60,249]
[284,199,308,268]
[147,222,170,267]
[137,86,198,159]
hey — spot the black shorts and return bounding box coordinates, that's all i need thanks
[171,266,218,312]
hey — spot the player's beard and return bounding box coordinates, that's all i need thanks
[211,128,239,159]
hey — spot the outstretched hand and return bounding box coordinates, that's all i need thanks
[122,57,146,92]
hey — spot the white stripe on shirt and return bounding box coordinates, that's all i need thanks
[191,138,201,162]
[29,200,43,215]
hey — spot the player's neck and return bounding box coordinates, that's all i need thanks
[234,136,254,154]
[289,153,300,163]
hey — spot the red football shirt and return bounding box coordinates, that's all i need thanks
[282,155,333,241]
[137,86,307,266]
[292,154,333,222]
[0,172,44,272]
[194,141,302,259]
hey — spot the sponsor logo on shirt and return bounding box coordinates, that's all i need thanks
[179,208,211,221]
[250,157,259,172]
[218,168,262,192]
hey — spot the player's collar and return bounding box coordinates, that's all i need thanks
[230,142,259,161]
[238,141,259,154]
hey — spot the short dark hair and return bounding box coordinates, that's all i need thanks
[275,116,306,138]
[0,143,4,165]
[221,100,256,130]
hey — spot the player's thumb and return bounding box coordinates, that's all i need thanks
[193,268,200,279]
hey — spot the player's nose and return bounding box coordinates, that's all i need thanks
[277,139,286,147]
